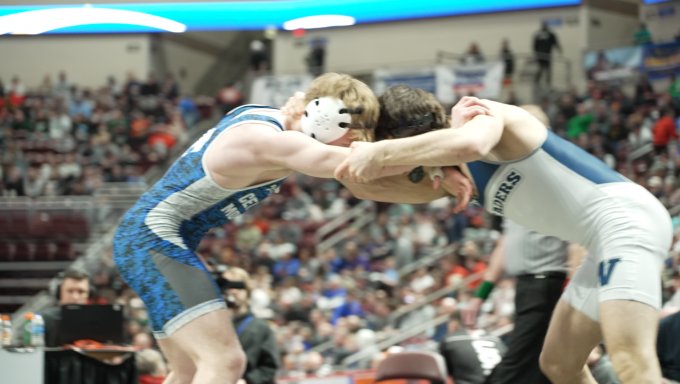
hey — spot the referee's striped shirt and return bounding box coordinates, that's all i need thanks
[502,219,569,277]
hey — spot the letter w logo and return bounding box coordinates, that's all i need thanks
[598,258,621,286]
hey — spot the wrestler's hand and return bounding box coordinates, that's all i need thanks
[334,141,383,183]
[435,166,473,213]
[280,92,306,119]
[451,96,492,128]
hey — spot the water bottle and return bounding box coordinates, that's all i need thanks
[22,312,34,347]
[1,315,12,347]
[31,313,45,347]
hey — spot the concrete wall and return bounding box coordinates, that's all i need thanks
[273,6,586,80]
[586,7,641,50]
[641,0,680,43]
[0,34,150,90]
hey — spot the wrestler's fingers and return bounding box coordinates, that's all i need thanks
[462,107,489,119]
[432,176,442,191]
[334,161,350,181]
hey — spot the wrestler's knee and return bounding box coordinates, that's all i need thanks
[608,346,657,383]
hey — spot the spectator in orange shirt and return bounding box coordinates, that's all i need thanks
[652,107,678,155]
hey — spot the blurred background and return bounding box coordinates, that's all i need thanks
[0,0,679,383]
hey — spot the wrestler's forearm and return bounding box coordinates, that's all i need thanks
[343,176,448,204]
[374,115,502,167]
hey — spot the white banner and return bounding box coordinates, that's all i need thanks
[250,74,314,107]
[435,62,504,103]
[373,67,437,95]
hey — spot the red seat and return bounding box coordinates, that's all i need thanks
[50,215,70,238]
[68,215,89,240]
[14,243,34,261]
[376,351,449,383]
[31,213,52,239]
[0,242,14,261]
[0,215,10,239]
[9,213,30,239]
[34,242,55,261]
[55,242,74,261]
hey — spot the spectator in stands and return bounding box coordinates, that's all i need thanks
[224,267,280,384]
[136,348,168,384]
[635,75,655,105]
[533,21,562,86]
[567,104,594,139]
[69,95,93,119]
[297,248,320,284]
[218,83,243,115]
[500,39,515,85]
[273,251,301,280]
[23,166,45,197]
[307,38,326,77]
[250,40,269,72]
[2,165,24,196]
[460,43,485,65]
[653,107,678,155]
[53,71,71,101]
[439,311,507,384]
[332,241,370,273]
[41,269,92,347]
[410,267,435,293]
[141,74,160,96]
[6,76,26,106]
[634,23,652,45]
[133,332,155,350]
[669,74,679,100]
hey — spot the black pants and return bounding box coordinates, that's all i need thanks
[535,59,552,85]
[487,274,565,384]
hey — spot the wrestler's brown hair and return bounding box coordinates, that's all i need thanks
[520,104,549,126]
[375,84,450,141]
[305,72,379,142]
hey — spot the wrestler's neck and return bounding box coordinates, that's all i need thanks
[283,114,302,132]
[231,304,250,317]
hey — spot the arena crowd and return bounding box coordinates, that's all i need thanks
[2,71,679,380]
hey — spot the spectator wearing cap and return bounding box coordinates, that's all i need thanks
[224,267,280,384]
[653,107,678,155]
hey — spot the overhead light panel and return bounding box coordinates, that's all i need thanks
[0,7,186,35]
[283,15,355,30]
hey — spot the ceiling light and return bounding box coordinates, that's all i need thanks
[0,7,186,35]
[283,15,355,31]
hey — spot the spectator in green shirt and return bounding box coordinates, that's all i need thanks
[567,104,594,139]
[634,23,652,45]
[670,74,680,100]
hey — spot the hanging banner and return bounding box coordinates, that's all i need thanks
[435,62,504,103]
[250,74,314,107]
[373,68,437,95]
[584,45,643,81]
[643,42,680,79]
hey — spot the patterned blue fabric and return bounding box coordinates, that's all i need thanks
[113,105,286,333]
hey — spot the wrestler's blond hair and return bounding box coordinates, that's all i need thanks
[305,72,379,142]
[223,267,252,293]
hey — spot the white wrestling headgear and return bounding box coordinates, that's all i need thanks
[301,97,363,144]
